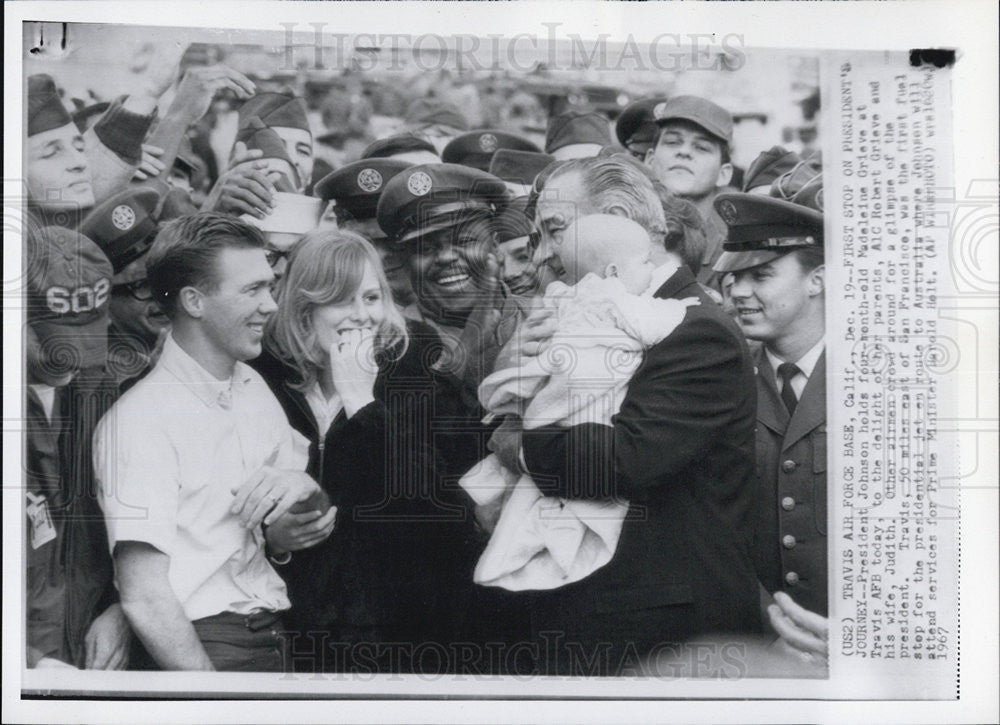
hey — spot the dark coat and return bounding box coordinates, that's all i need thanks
[252,322,482,672]
[521,265,761,675]
[26,372,118,667]
[752,346,828,616]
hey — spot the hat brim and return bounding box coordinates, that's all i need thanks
[112,257,148,286]
[395,215,471,245]
[32,317,110,372]
[713,249,787,274]
[714,191,824,246]
[654,113,731,144]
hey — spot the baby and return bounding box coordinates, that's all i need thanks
[558,211,658,297]
[460,214,699,591]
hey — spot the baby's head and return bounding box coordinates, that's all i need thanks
[560,214,655,294]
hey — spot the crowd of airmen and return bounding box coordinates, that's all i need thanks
[24,56,828,677]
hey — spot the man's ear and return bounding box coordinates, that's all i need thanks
[178,286,204,319]
[716,162,734,189]
[807,264,825,297]
[644,147,655,165]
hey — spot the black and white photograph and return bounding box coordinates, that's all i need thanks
[3,2,997,723]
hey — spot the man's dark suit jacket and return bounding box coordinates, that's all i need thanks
[522,265,761,675]
[752,345,828,616]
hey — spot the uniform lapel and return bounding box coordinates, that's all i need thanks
[782,350,826,451]
[754,346,789,434]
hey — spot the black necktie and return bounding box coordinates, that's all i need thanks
[777,362,800,416]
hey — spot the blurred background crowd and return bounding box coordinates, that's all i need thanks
[24,23,820,201]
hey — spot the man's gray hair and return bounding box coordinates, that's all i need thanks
[548,154,709,274]
[548,155,667,241]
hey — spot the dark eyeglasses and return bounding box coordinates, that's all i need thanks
[113,280,155,302]
[265,248,291,268]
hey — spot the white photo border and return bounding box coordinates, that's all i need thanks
[3,2,997,723]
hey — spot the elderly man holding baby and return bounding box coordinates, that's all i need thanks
[499,155,761,676]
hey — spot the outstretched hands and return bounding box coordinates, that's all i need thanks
[172,65,256,121]
[768,591,829,661]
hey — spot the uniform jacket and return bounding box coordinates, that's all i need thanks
[521,265,761,674]
[25,374,118,667]
[402,290,530,482]
[252,322,482,669]
[752,345,828,616]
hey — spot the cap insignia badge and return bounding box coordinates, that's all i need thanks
[407,171,433,196]
[111,205,136,231]
[357,168,383,193]
[718,199,739,224]
[479,133,498,153]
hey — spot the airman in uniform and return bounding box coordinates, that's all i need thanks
[81,184,192,388]
[377,163,534,672]
[237,92,314,193]
[376,163,520,384]
[713,161,828,662]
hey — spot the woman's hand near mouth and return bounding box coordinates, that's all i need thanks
[329,327,378,418]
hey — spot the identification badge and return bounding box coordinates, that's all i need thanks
[27,492,57,549]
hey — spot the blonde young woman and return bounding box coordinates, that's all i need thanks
[252,230,479,674]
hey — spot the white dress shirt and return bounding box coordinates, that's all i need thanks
[94,333,308,621]
[766,337,826,400]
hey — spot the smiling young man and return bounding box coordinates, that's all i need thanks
[94,213,326,671]
[713,181,829,663]
[646,95,735,286]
